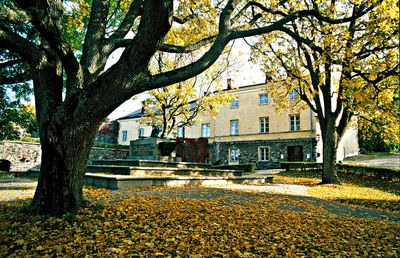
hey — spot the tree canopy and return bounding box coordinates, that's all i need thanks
[247,0,399,183]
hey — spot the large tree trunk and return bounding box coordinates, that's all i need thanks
[320,123,340,184]
[29,59,104,216]
[30,118,100,216]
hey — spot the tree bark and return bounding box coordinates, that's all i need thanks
[320,119,341,184]
[30,116,101,216]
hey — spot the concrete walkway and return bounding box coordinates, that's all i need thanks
[344,154,400,169]
[0,178,37,201]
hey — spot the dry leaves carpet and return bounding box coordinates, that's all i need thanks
[2,170,400,257]
[275,170,400,213]
[1,183,400,257]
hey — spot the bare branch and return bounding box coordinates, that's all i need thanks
[173,14,198,24]
[157,36,217,53]
[109,0,142,41]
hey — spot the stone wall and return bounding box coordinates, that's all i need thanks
[0,141,129,172]
[211,138,316,169]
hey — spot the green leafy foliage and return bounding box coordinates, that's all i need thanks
[0,103,37,140]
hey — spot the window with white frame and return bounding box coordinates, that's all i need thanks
[259,93,269,105]
[259,117,269,133]
[289,89,298,101]
[259,147,270,161]
[290,114,301,131]
[122,130,127,142]
[230,99,239,108]
[177,127,184,138]
[138,128,144,138]
[230,120,239,135]
[201,123,210,138]
[230,149,239,162]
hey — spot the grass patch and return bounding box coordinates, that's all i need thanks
[275,170,400,213]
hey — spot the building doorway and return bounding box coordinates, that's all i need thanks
[287,146,303,161]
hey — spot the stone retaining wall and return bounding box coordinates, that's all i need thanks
[211,138,316,169]
[0,141,129,172]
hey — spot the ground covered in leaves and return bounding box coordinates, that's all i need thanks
[1,182,400,257]
[274,170,400,213]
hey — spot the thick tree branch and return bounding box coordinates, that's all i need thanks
[88,0,173,117]
[0,71,31,85]
[232,1,287,25]
[157,36,217,53]
[148,0,239,88]
[173,14,198,24]
[0,27,44,66]
[0,59,24,69]
[0,4,30,24]
[81,0,110,76]
[14,0,79,81]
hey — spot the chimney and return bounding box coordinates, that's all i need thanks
[265,75,273,83]
[141,105,145,114]
[227,78,232,90]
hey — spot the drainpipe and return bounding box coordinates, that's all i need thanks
[310,108,313,162]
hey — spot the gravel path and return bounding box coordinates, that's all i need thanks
[136,187,400,222]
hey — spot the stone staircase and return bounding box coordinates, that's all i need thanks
[86,159,242,177]
[84,159,273,190]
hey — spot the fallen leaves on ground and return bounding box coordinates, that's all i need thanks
[1,185,400,257]
[275,170,400,213]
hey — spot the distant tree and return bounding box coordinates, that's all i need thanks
[248,0,399,184]
[141,53,235,138]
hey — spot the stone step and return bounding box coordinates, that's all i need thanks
[84,173,273,190]
[86,165,243,177]
[91,159,211,169]
[25,169,273,190]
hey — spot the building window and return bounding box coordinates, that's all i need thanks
[230,120,239,135]
[177,127,184,138]
[290,114,301,131]
[122,130,127,142]
[230,99,239,108]
[138,128,144,138]
[289,89,298,101]
[259,117,269,133]
[259,94,269,105]
[230,149,239,162]
[202,123,210,138]
[259,147,270,161]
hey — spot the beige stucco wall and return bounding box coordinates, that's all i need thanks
[185,84,317,141]
[117,118,152,145]
[115,82,358,161]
